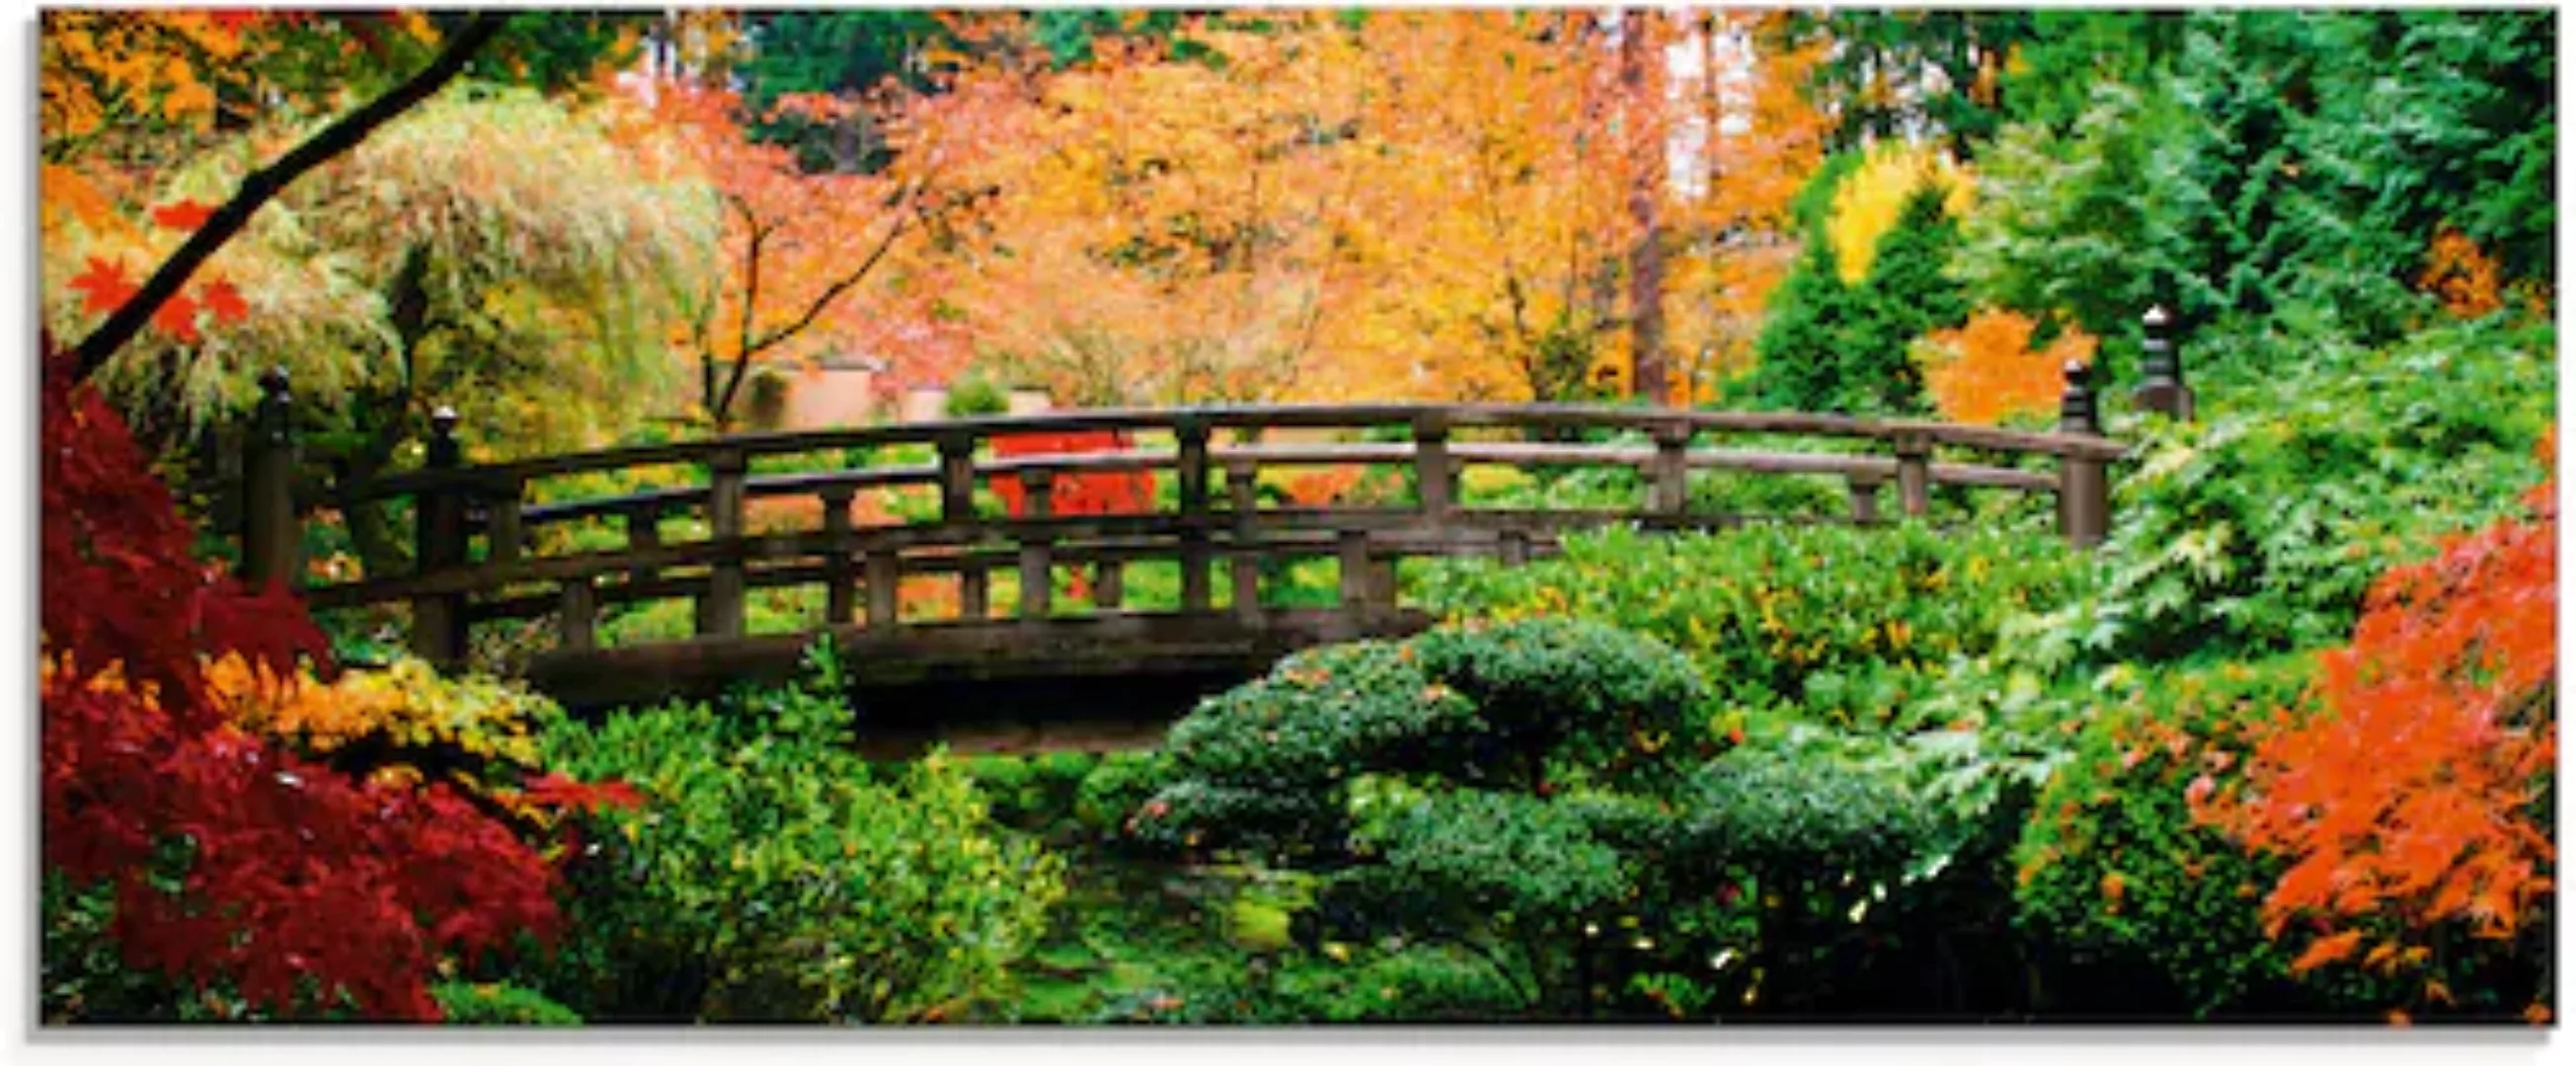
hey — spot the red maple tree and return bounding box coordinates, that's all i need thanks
[39,335,626,1020]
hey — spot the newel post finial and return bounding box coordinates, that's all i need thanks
[2132,304,2196,421]
[239,365,301,589]
[427,405,462,469]
[2059,359,2100,435]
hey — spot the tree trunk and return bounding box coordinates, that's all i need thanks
[1620,10,1672,407]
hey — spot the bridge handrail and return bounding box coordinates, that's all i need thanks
[339,402,2126,503]
[489,440,2058,533]
[241,359,2128,671]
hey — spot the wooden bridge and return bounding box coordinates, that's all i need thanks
[240,357,2158,737]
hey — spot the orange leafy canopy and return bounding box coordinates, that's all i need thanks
[1921,308,2094,425]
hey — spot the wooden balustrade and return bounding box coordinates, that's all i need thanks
[259,399,2130,673]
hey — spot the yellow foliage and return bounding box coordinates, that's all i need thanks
[1919,308,2095,426]
[1826,142,1975,282]
[208,654,549,772]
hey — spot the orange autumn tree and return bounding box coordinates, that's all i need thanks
[1919,308,2096,425]
[1325,9,1640,402]
[903,13,1364,407]
[633,76,949,429]
[2194,432,2556,1017]
[1665,11,1834,402]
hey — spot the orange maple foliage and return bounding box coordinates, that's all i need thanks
[2417,226,2507,320]
[1920,308,2096,425]
[621,77,957,428]
[2195,431,2556,1008]
[890,11,1829,408]
[902,17,1364,406]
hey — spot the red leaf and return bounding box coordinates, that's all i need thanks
[201,279,251,325]
[154,293,202,343]
[152,198,218,231]
[68,257,139,314]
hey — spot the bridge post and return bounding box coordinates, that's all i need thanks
[559,576,597,653]
[238,366,301,592]
[1846,474,1884,525]
[1225,459,1262,621]
[1019,466,1054,619]
[961,561,990,620]
[937,432,977,523]
[2058,360,2111,549]
[411,407,469,669]
[1894,435,1932,518]
[1176,418,1213,612]
[2132,305,2195,422]
[1413,411,1456,517]
[865,550,900,628]
[1649,421,1692,514]
[1338,530,1376,615]
[1500,530,1531,568]
[485,478,525,565]
[697,447,747,638]
[1095,559,1125,611]
[820,485,857,625]
[624,503,661,585]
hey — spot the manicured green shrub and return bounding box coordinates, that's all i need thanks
[1073,750,1173,839]
[1158,641,1484,796]
[1408,617,1712,789]
[1415,522,2094,731]
[531,645,1063,1023]
[1125,620,1719,1017]
[2010,656,2330,1017]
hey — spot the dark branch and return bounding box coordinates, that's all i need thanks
[71,12,514,382]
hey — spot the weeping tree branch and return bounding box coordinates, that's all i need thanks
[71,12,515,382]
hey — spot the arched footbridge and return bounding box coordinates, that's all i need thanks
[238,364,2139,739]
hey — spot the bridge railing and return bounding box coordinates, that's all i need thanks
[249,364,2128,671]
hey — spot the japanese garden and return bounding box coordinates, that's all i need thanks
[36,8,2556,1026]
